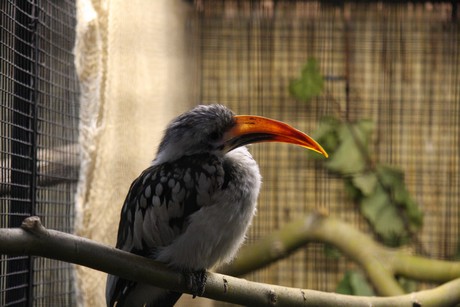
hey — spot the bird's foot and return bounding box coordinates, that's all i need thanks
[184,269,207,298]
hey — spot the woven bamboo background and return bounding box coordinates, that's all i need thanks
[194,0,459,302]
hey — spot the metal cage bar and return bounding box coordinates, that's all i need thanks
[0,0,79,305]
[7,1,37,305]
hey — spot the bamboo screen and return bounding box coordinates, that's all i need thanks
[195,0,459,300]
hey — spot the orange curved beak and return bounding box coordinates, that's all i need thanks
[224,115,328,158]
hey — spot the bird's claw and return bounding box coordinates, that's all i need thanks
[184,269,207,298]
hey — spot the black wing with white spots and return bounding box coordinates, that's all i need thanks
[116,153,225,256]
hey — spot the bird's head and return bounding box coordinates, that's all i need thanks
[154,104,328,164]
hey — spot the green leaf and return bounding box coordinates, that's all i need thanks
[376,165,404,186]
[289,58,324,103]
[352,172,378,196]
[307,117,340,159]
[336,271,375,296]
[349,271,375,296]
[397,276,417,293]
[360,185,406,246]
[336,271,354,295]
[375,200,407,246]
[306,117,424,247]
[326,120,374,174]
[376,165,424,232]
[324,244,342,260]
[326,138,365,174]
[312,117,340,143]
[343,120,374,149]
[344,178,361,200]
[360,185,388,225]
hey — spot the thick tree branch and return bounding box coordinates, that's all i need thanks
[219,212,460,297]
[0,216,459,306]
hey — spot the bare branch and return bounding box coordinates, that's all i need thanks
[219,212,460,297]
[0,216,459,306]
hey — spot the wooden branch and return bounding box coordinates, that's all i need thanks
[0,143,79,196]
[219,212,460,297]
[0,216,459,306]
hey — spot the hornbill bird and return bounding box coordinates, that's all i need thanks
[106,104,328,306]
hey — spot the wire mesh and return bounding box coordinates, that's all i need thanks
[0,0,79,306]
[195,0,460,302]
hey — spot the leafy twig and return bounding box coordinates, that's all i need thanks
[290,57,425,247]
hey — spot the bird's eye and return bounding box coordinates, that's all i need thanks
[209,131,220,141]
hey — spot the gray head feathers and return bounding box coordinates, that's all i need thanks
[155,104,236,164]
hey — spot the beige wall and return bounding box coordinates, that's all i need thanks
[74,0,196,305]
